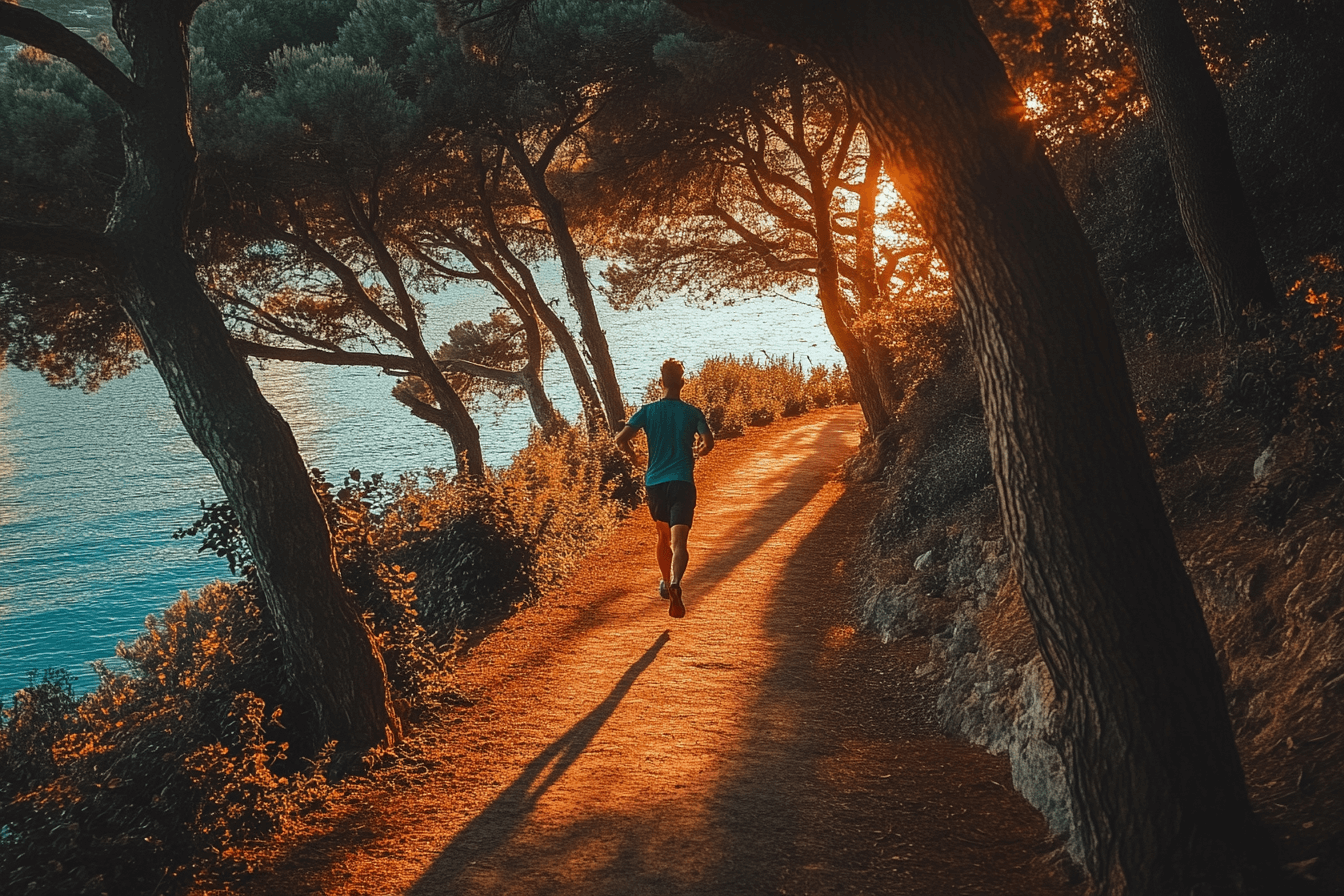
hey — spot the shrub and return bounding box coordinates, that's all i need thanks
[309,470,457,703]
[0,585,328,896]
[805,363,854,409]
[647,354,851,438]
[386,424,634,622]
[386,484,536,633]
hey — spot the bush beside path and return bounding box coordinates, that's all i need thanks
[202,406,1079,895]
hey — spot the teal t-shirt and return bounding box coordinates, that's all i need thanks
[626,398,710,486]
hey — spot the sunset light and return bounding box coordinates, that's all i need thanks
[1,0,1340,893]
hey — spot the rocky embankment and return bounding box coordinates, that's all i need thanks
[853,356,1344,888]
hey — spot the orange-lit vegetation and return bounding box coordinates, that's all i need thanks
[973,0,1145,185]
[643,354,853,438]
[0,351,838,892]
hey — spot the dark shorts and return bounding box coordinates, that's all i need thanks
[646,479,697,529]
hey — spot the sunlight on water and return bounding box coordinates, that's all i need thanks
[0,277,843,695]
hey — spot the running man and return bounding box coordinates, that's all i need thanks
[615,358,714,618]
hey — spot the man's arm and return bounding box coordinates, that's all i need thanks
[697,428,714,456]
[615,425,639,459]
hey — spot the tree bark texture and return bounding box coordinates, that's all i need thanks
[672,0,1261,891]
[509,149,627,430]
[1112,0,1277,339]
[852,145,906,413]
[477,200,607,431]
[101,0,397,753]
[804,159,892,435]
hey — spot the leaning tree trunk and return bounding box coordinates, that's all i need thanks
[415,355,486,478]
[852,142,906,413]
[476,197,608,432]
[1112,0,1277,339]
[673,0,1263,891]
[107,0,397,753]
[805,160,891,435]
[509,149,627,431]
[814,274,890,435]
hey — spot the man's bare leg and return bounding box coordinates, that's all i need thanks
[655,521,673,590]
[670,524,690,586]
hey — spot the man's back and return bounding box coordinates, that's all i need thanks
[627,398,708,485]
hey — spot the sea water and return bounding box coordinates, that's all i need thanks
[0,282,843,696]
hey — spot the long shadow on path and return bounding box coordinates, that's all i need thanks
[406,631,671,895]
[698,469,1080,894]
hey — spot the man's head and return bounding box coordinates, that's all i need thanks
[660,358,685,392]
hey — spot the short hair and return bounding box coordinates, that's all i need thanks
[660,358,685,387]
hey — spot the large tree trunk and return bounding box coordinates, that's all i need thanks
[1111,0,1277,339]
[673,0,1263,891]
[106,0,397,753]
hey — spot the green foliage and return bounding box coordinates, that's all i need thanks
[0,50,120,200]
[167,428,635,681]
[647,354,853,439]
[209,44,419,164]
[0,49,138,391]
[189,0,357,93]
[336,0,440,79]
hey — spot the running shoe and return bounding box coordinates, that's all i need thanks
[668,582,685,618]
[659,579,669,600]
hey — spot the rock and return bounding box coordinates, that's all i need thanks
[927,586,1079,857]
[857,580,930,642]
[947,530,981,587]
[974,555,1010,600]
[1254,445,1275,482]
[914,549,935,571]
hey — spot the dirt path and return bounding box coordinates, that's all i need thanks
[211,406,1080,896]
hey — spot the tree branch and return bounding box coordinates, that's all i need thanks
[213,287,347,352]
[233,339,417,375]
[265,206,413,344]
[392,385,457,433]
[706,205,818,274]
[342,187,425,346]
[438,356,525,385]
[0,6,140,108]
[0,218,119,266]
